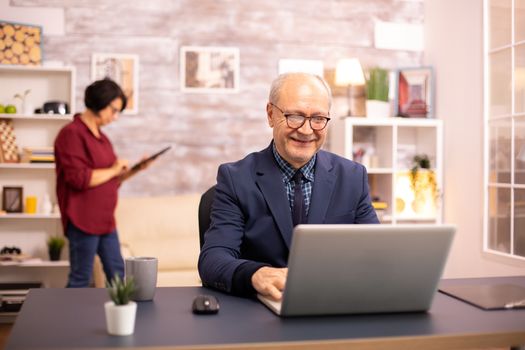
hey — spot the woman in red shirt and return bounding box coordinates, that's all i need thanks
[55,79,137,287]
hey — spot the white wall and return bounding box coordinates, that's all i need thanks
[0,0,64,35]
[424,0,525,277]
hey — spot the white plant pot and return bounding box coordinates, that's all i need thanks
[104,301,137,336]
[366,100,391,119]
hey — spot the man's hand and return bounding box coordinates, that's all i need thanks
[251,267,288,301]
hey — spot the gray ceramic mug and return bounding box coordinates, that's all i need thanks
[125,257,158,301]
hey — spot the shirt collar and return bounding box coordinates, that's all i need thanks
[272,141,316,183]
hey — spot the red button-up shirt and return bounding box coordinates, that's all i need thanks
[54,114,119,235]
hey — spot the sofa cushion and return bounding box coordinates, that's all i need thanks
[157,269,201,287]
[115,194,201,272]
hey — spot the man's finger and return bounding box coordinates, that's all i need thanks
[274,277,286,291]
[267,285,283,301]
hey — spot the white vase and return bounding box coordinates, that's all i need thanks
[366,100,391,119]
[41,194,52,215]
[104,301,137,336]
[23,101,34,115]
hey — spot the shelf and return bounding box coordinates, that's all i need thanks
[0,64,73,289]
[331,116,443,225]
[395,216,438,222]
[367,168,394,174]
[0,163,55,169]
[0,65,74,73]
[0,259,69,267]
[0,114,73,121]
[0,213,60,219]
[395,168,437,173]
[341,116,442,127]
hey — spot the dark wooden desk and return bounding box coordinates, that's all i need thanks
[6,276,525,350]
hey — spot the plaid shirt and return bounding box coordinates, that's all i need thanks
[272,142,316,216]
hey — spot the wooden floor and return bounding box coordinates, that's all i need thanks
[0,323,12,350]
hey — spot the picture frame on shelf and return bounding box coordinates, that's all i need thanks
[91,53,139,114]
[2,186,23,213]
[180,46,239,93]
[0,21,42,66]
[394,66,434,118]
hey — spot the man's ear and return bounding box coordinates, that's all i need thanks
[266,103,274,128]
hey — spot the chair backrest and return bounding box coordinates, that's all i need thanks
[198,185,216,249]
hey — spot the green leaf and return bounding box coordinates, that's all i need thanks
[106,274,135,305]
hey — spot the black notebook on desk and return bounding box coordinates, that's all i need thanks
[439,284,525,310]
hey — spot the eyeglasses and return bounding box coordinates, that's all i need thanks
[269,103,330,131]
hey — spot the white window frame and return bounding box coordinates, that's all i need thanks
[483,0,525,261]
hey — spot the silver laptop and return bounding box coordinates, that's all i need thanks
[257,224,455,317]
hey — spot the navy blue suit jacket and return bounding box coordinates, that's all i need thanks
[198,143,379,294]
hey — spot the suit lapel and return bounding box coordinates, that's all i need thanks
[307,151,335,224]
[255,145,294,248]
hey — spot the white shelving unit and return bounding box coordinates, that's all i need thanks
[330,116,443,224]
[0,65,75,287]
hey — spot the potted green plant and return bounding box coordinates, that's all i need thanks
[365,67,390,118]
[46,235,65,261]
[105,274,137,336]
[409,154,439,213]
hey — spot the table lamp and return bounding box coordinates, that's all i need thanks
[335,58,366,116]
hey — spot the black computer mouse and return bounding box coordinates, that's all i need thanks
[192,294,220,314]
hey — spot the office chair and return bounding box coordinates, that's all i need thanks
[198,185,216,249]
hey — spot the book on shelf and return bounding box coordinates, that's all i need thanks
[372,201,388,210]
[20,147,55,163]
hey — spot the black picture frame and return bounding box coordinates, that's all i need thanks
[2,186,23,213]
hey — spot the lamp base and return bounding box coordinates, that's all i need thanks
[346,85,366,117]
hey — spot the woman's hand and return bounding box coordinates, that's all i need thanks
[89,159,129,187]
[112,159,129,176]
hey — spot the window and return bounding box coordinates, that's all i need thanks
[484,0,525,260]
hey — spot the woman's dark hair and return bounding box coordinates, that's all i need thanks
[84,78,127,114]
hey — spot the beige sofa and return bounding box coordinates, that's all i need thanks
[110,194,202,287]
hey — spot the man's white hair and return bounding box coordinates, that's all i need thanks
[268,72,333,109]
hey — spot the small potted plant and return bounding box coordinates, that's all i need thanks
[365,67,390,118]
[105,274,137,336]
[46,235,65,261]
[409,154,439,213]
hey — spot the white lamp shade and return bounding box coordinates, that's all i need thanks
[335,58,365,86]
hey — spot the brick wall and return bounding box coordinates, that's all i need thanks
[13,0,424,196]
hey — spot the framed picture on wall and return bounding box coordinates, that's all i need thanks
[395,67,434,118]
[2,186,23,213]
[180,46,240,93]
[91,53,139,114]
[0,21,42,66]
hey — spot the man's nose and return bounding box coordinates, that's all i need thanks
[297,119,314,134]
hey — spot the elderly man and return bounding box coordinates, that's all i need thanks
[198,72,378,300]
